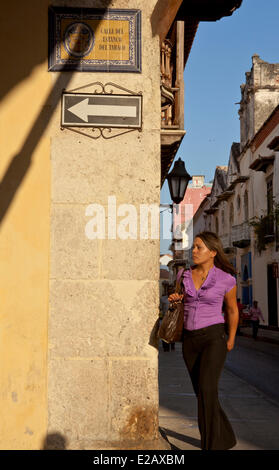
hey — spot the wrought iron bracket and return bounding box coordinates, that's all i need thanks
[60,82,142,139]
[65,81,142,96]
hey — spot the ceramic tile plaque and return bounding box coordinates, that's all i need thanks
[48,7,141,72]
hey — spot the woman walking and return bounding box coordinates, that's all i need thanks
[249,301,265,339]
[169,231,239,450]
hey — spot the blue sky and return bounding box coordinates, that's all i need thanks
[160,0,279,253]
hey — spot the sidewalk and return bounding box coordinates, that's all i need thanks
[158,335,279,450]
[239,325,279,344]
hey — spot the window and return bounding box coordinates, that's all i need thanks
[266,175,274,235]
[237,195,241,212]
[244,190,249,221]
[230,203,234,225]
[221,209,226,232]
[266,175,273,214]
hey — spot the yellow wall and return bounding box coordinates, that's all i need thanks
[0,0,162,449]
[0,1,51,449]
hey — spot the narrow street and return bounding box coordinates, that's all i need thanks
[226,334,279,405]
[158,334,279,450]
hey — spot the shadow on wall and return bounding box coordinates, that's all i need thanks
[150,0,182,39]
[149,318,160,349]
[0,0,113,228]
[0,0,113,103]
[42,432,68,450]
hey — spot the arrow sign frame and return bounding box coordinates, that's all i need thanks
[61,92,142,129]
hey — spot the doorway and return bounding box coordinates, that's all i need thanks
[267,264,278,327]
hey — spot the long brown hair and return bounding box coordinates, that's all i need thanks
[194,231,236,275]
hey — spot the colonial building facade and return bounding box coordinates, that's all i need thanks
[193,55,279,327]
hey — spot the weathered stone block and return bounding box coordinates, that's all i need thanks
[50,204,101,279]
[102,238,160,280]
[51,131,161,205]
[49,280,159,357]
[47,358,109,447]
[50,204,160,280]
[110,359,159,442]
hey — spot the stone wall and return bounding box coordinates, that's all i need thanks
[47,0,164,449]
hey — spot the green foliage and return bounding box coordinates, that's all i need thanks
[249,201,279,254]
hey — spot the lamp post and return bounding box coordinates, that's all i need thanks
[165,158,192,272]
[160,157,191,238]
[167,157,192,206]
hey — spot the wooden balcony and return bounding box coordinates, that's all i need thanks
[160,19,199,186]
[161,37,180,129]
[220,233,235,253]
[231,221,251,248]
[159,2,243,188]
[263,214,275,244]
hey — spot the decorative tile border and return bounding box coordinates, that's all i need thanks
[48,7,141,73]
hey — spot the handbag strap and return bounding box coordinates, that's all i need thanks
[175,268,186,295]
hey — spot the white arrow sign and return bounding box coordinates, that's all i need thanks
[68,98,137,122]
[62,92,142,128]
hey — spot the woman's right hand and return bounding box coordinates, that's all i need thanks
[168,293,183,302]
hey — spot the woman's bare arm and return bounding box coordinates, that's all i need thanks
[224,285,239,351]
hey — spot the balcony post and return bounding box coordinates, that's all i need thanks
[175,21,184,128]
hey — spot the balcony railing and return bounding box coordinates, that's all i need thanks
[160,21,184,130]
[263,214,275,241]
[231,221,251,248]
[219,233,233,251]
[161,39,172,90]
[220,233,230,248]
[161,39,180,128]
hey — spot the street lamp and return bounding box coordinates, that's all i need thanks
[167,157,192,204]
[165,158,192,270]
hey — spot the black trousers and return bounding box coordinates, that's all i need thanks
[251,320,259,339]
[182,323,236,450]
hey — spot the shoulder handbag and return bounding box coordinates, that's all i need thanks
[158,270,185,343]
